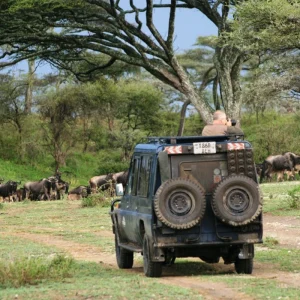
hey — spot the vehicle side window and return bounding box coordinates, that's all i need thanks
[131,157,140,196]
[138,156,152,197]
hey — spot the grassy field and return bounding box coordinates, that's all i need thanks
[0,182,299,299]
[261,181,300,215]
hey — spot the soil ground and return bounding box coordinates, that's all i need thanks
[6,213,300,300]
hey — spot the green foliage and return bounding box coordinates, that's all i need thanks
[230,0,300,51]
[242,112,300,162]
[94,150,129,175]
[0,203,4,210]
[8,0,84,12]
[263,236,279,247]
[81,194,111,208]
[260,181,300,215]
[287,185,300,209]
[0,255,74,288]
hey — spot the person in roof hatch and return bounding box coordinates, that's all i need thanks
[202,110,244,137]
[201,110,231,136]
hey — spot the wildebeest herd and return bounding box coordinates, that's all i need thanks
[0,170,128,203]
[1,151,299,203]
[257,152,300,183]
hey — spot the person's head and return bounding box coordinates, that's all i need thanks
[212,110,231,126]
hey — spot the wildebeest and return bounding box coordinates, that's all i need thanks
[255,163,263,178]
[260,152,300,183]
[13,188,24,202]
[23,178,53,200]
[67,185,91,200]
[0,180,19,202]
[47,176,69,200]
[89,173,114,193]
[112,170,129,189]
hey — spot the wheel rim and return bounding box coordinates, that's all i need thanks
[224,188,251,214]
[168,190,194,216]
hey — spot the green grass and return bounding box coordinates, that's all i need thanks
[0,235,65,261]
[256,246,300,272]
[0,149,129,190]
[1,186,300,299]
[0,255,74,288]
[206,276,300,300]
[159,260,300,299]
[0,261,203,300]
[260,181,300,215]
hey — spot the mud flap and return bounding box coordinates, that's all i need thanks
[153,246,165,262]
[147,236,165,262]
[238,244,254,259]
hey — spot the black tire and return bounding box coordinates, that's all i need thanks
[154,178,206,230]
[143,235,162,277]
[235,258,253,274]
[115,235,133,269]
[211,175,262,226]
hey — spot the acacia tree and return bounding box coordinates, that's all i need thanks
[229,0,300,109]
[0,0,247,124]
[24,59,35,114]
[0,73,28,158]
[38,86,82,173]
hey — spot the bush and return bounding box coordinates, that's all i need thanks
[95,150,129,175]
[0,255,74,288]
[81,193,111,208]
[287,185,300,209]
[264,236,279,247]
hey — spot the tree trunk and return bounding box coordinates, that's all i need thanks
[25,59,35,114]
[171,58,213,124]
[177,99,190,136]
[214,46,244,120]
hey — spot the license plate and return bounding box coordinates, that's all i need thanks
[193,142,216,154]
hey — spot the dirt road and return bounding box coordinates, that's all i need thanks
[6,213,300,300]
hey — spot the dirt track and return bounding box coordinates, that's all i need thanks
[5,213,300,300]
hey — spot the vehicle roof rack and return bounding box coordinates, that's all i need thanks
[146,135,232,145]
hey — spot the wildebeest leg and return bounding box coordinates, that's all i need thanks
[277,171,284,182]
[25,190,30,200]
[261,161,272,183]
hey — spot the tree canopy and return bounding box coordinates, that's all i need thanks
[0,0,251,123]
[230,0,300,51]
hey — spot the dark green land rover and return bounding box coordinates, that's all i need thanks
[110,135,263,277]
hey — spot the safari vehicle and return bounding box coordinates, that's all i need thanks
[110,135,263,277]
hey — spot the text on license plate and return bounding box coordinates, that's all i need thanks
[193,142,216,154]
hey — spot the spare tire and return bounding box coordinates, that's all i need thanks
[211,175,262,226]
[154,178,206,230]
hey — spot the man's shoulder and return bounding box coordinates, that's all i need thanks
[226,126,244,135]
[202,124,227,136]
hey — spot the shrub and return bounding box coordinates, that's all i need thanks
[287,185,300,209]
[81,193,111,207]
[0,255,74,288]
[264,236,279,247]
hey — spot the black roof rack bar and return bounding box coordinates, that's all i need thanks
[146,136,232,145]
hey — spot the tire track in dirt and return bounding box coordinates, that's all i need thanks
[4,213,300,298]
[5,231,255,300]
[3,230,297,300]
